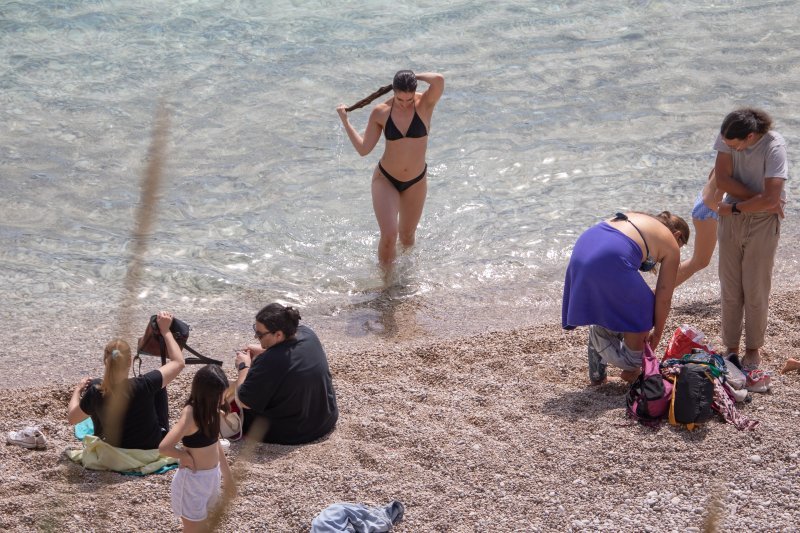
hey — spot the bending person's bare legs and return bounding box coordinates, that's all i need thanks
[620,331,647,383]
[589,326,645,384]
[676,217,718,286]
[371,169,401,272]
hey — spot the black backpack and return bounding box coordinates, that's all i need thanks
[668,363,715,429]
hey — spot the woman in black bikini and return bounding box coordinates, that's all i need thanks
[337,70,444,272]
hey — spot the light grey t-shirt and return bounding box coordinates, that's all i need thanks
[713,131,788,205]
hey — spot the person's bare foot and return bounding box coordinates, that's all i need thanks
[781,358,800,374]
[741,348,761,370]
[620,369,641,383]
[588,377,608,386]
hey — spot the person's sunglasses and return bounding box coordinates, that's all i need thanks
[253,324,271,339]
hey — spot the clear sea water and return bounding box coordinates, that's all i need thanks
[2,0,800,377]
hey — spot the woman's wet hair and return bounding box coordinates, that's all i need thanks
[256,303,302,338]
[391,70,418,93]
[187,365,229,439]
[720,108,772,140]
[654,211,690,246]
[345,70,417,112]
[99,339,132,397]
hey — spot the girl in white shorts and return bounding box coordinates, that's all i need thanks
[159,365,234,532]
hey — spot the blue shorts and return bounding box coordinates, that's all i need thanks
[691,191,718,221]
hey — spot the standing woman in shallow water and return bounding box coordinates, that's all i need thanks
[337,70,445,272]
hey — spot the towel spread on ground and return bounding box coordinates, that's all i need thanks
[563,222,654,333]
[311,500,404,533]
[68,419,178,475]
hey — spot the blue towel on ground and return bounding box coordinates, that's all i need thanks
[74,418,95,440]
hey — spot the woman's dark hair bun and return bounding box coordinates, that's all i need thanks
[256,302,301,338]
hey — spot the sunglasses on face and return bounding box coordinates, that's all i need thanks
[253,324,271,339]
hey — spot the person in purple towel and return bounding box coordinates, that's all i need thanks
[563,211,689,384]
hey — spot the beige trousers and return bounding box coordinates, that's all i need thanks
[717,212,780,350]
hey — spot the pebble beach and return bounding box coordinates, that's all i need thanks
[3,1,800,531]
[2,288,800,532]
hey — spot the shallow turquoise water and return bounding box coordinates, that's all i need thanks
[1,0,799,356]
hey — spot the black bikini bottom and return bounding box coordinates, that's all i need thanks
[378,162,427,193]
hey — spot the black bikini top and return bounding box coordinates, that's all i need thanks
[182,429,217,449]
[384,100,428,141]
[613,213,657,272]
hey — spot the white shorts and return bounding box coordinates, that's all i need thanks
[171,465,221,522]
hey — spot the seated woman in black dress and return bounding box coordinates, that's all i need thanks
[234,303,338,444]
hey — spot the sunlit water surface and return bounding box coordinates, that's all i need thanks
[1,0,799,379]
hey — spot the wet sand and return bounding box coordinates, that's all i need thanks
[2,289,800,531]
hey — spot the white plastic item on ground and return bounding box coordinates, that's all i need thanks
[724,355,747,390]
[745,370,771,393]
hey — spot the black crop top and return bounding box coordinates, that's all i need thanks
[384,101,428,141]
[182,430,218,449]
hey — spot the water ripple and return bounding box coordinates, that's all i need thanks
[1,0,799,327]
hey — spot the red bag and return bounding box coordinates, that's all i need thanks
[664,325,715,361]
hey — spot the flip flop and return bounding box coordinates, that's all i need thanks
[7,426,47,450]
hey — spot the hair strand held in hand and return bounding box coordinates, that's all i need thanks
[345,84,392,112]
[345,70,419,112]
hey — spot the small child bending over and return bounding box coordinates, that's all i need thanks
[159,365,235,532]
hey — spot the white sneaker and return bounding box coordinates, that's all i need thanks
[7,426,47,449]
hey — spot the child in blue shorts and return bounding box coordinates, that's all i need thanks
[676,171,720,286]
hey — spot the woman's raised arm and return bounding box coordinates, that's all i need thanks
[67,377,91,425]
[156,311,186,387]
[416,72,445,107]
